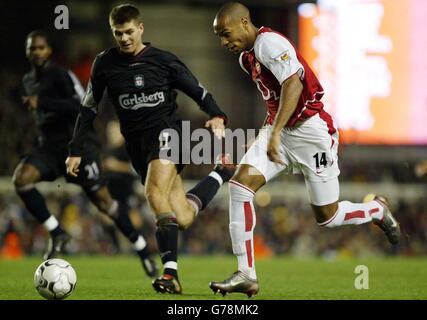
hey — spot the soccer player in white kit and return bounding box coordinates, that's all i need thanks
[210,2,401,297]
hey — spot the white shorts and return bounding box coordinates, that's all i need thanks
[240,113,340,206]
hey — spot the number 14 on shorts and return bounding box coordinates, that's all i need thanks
[313,152,327,170]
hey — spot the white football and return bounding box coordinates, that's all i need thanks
[34,258,77,300]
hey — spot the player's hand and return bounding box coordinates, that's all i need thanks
[22,95,38,110]
[267,134,284,165]
[65,156,82,177]
[205,117,225,139]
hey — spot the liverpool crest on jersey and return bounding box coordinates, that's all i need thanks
[134,75,144,89]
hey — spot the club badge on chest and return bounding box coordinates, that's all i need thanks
[134,74,144,89]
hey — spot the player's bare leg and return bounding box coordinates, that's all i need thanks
[145,159,183,294]
[168,175,197,229]
[85,185,158,278]
[309,179,400,244]
[210,164,264,297]
[149,156,236,294]
[171,154,236,230]
[13,162,70,259]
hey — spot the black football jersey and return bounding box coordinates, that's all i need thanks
[22,61,99,147]
[69,44,227,156]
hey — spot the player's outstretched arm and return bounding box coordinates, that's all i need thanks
[267,73,303,164]
[170,56,228,136]
[67,54,106,171]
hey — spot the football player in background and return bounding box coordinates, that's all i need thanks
[13,30,158,278]
[102,120,149,255]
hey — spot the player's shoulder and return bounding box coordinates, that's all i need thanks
[44,62,72,79]
[48,63,69,74]
[254,27,294,59]
[93,47,116,64]
[146,46,181,63]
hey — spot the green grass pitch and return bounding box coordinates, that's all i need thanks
[0,255,426,300]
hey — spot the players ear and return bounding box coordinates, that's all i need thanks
[138,22,144,35]
[241,17,249,31]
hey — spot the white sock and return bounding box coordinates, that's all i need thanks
[43,215,59,232]
[229,180,257,279]
[133,235,147,251]
[319,200,384,228]
[164,261,178,271]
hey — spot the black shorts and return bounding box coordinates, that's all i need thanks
[124,119,186,185]
[22,143,105,193]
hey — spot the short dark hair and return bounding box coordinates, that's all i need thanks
[109,4,141,25]
[26,30,51,47]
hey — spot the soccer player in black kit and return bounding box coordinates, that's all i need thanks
[13,30,158,279]
[66,4,234,294]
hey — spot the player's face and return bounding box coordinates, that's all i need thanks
[26,36,52,67]
[110,20,144,55]
[213,17,249,54]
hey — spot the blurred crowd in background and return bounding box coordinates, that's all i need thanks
[1,175,426,259]
[0,1,426,259]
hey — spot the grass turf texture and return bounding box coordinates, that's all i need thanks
[0,255,426,300]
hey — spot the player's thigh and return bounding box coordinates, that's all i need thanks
[168,175,195,228]
[287,113,340,183]
[123,137,147,184]
[232,164,266,192]
[238,126,287,191]
[67,152,105,193]
[12,161,42,186]
[13,147,59,186]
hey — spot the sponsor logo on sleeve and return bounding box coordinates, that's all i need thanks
[280,50,291,65]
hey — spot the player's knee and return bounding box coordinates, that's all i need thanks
[13,167,36,189]
[145,185,169,209]
[230,167,264,193]
[229,181,255,202]
[176,211,194,230]
[93,196,114,214]
[312,203,338,224]
[156,213,178,229]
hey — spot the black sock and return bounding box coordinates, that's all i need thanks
[17,187,53,224]
[136,246,150,260]
[186,176,221,211]
[110,202,139,243]
[50,226,65,237]
[155,214,178,278]
[103,225,120,253]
